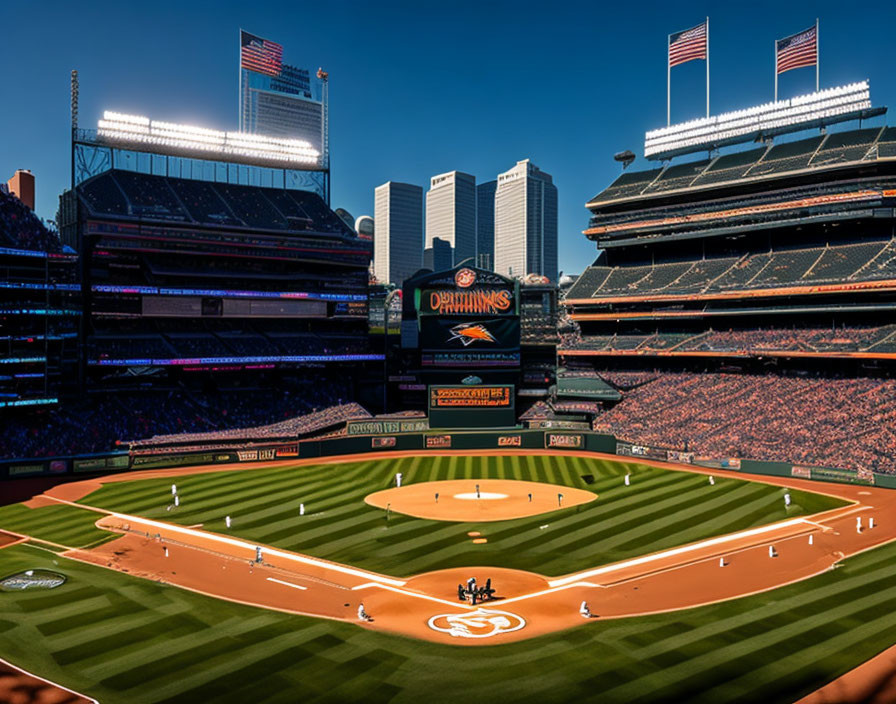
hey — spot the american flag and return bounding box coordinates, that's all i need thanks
[776,25,817,75]
[669,21,707,68]
[240,31,283,77]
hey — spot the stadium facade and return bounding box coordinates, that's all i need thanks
[61,111,379,405]
[0,190,78,411]
[559,82,896,471]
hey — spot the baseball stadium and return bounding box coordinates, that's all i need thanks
[5,20,896,704]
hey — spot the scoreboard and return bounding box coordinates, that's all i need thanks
[428,384,516,428]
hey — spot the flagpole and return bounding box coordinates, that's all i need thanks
[667,32,671,126]
[238,28,244,131]
[774,37,778,102]
[705,17,710,118]
[815,18,820,91]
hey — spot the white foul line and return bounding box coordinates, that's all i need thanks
[109,512,407,587]
[351,582,472,609]
[266,577,308,590]
[548,517,811,588]
[0,657,100,704]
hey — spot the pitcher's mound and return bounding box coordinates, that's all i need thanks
[365,479,597,522]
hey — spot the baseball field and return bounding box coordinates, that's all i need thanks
[1,451,895,702]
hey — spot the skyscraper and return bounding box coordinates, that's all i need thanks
[239,31,324,158]
[476,180,497,271]
[374,182,423,286]
[494,160,558,282]
[425,171,476,272]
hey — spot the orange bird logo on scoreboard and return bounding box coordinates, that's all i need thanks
[447,323,497,346]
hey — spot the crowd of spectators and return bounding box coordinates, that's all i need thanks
[560,326,896,356]
[0,378,353,459]
[592,370,896,474]
[0,189,61,252]
[130,402,370,452]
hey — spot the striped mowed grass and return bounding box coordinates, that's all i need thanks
[66,454,843,577]
[2,530,896,703]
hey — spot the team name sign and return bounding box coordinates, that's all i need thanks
[424,289,514,315]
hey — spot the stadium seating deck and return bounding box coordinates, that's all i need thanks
[642,160,712,194]
[112,171,188,220]
[567,240,896,301]
[809,127,882,167]
[690,147,769,187]
[589,167,664,203]
[561,326,896,356]
[876,127,896,158]
[587,124,896,208]
[77,170,355,238]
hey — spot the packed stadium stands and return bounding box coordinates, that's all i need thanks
[0,188,62,252]
[0,377,354,460]
[592,371,896,474]
[129,402,370,452]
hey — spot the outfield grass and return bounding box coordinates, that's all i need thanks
[2,534,896,703]
[73,454,845,577]
[0,503,113,549]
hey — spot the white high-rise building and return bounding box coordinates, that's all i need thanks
[494,159,558,282]
[374,182,423,286]
[425,171,476,272]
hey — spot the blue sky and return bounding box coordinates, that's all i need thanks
[2,0,894,274]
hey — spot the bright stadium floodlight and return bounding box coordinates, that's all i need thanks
[97,111,321,165]
[644,82,882,160]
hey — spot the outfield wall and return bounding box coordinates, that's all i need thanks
[0,430,886,489]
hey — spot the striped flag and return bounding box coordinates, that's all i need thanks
[776,25,817,75]
[240,31,283,77]
[669,21,707,67]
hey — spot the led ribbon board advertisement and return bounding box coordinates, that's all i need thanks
[428,384,516,428]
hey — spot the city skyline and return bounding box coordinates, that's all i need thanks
[3,1,895,275]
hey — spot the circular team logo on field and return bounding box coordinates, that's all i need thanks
[428,608,526,639]
[0,569,66,592]
[455,268,477,288]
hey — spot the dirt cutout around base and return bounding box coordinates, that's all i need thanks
[365,479,597,522]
